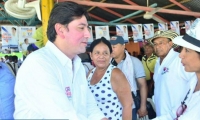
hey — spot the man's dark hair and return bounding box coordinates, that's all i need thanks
[5,55,8,59]
[196,51,200,58]
[24,38,28,42]
[47,1,89,42]
[12,55,18,63]
[12,27,16,31]
[78,53,92,63]
[8,56,13,62]
[89,37,112,53]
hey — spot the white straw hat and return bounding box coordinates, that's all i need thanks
[147,30,179,48]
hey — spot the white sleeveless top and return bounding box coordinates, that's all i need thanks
[87,64,123,120]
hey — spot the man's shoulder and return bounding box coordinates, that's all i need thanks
[21,48,53,70]
[130,55,140,59]
[168,53,181,65]
[130,56,142,63]
[27,47,50,60]
[0,62,6,69]
[0,62,15,79]
[168,49,180,57]
[0,61,5,66]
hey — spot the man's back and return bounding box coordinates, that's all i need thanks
[0,62,15,119]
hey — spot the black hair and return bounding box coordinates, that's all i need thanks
[178,47,200,56]
[196,51,200,54]
[196,51,200,58]
[5,55,8,59]
[8,56,13,61]
[12,55,18,62]
[78,53,91,62]
[24,38,28,42]
[12,27,16,31]
[47,1,89,42]
[89,37,112,53]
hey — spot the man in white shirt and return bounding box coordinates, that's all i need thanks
[148,30,195,117]
[21,38,30,52]
[14,2,106,120]
[9,27,18,48]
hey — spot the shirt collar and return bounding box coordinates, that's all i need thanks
[45,41,81,66]
[142,53,155,61]
[111,52,126,66]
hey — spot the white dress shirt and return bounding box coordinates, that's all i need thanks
[21,43,29,51]
[153,75,199,120]
[14,41,104,119]
[153,49,195,117]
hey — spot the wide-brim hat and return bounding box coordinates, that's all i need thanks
[147,30,179,48]
[173,18,200,52]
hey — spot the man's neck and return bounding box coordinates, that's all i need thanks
[54,39,75,60]
[159,49,172,64]
[114,52,125,64]
[159,56,166,64]
[146,53,152,59]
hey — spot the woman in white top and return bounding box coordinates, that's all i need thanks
[153,18,200,120]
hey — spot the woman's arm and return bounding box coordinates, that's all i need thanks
[111,68,133,120]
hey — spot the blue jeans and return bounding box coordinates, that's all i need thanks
[132,108,137,120]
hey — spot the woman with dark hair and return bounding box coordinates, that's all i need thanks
[87,37,133,120]
[153,18,200,120]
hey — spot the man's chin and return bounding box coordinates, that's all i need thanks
[111,55,115,58]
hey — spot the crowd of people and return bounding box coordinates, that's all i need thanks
[1,1,200,120]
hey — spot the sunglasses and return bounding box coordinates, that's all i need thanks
[175,89,190,119]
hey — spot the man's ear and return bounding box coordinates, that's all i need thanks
[122,44,126,50]
[55,23,65,39]
[169,41,173,47]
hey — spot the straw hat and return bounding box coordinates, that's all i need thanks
[173,18,200,52]
[147,30,179,48]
